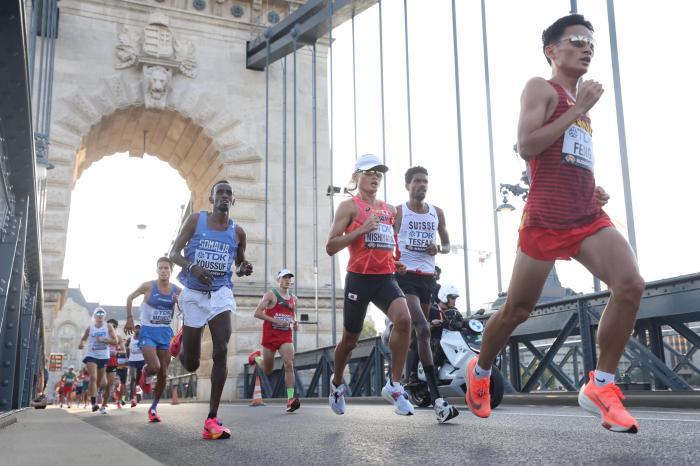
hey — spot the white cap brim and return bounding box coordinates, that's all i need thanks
[354,154,389,173]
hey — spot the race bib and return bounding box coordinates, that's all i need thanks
[364,223,395,250]
[272,313,293,331]
[92,331,107,351]
[406,221,437,252]
[562,120,594,171]
[150,308,173,325]
[194,247,230,277]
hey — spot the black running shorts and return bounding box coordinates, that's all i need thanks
[395,272,436,305]
[343,272,405,334]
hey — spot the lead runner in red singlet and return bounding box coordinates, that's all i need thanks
[325,154,414,416]
[253,268,300,413]
[465,14,645,434]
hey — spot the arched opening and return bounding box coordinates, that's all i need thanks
[56,323,79,356]
[63,153,190,304]
[42,105,242,284]
[74,105,224,208]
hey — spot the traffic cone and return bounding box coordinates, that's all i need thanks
[249,375,265,406]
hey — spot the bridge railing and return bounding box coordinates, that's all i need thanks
[244,273,700,398]
[493,272,700,393]
[243,337,391,399]
[165,372,198,400]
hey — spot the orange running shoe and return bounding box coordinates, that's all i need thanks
[140,366,153,394]
[286,396,301,413]
[578,371,639,433]
[170,327,183,359]
[202,418,231,440]
[247,349,262,366]
[148,408,161,423]
[465,357,491,418]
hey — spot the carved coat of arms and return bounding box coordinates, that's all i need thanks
[115,10,197,109]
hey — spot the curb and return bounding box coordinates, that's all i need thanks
[0,408,26,430]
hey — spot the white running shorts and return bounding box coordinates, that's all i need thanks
[179,286,236,328]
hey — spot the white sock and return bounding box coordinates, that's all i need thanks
[593,370,615,387]
[474,363,491,379]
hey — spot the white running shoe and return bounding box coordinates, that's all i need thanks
[434,397,459,424]
[381,380,414,416]
[328,375,348,415]
[99,406,108,414]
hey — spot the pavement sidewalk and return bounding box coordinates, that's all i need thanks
[0,407,162,466]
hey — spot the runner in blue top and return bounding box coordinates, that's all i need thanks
[169,180,253,440]
[124,256,181,423]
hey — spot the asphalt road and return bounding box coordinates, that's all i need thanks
[74,401,700,465]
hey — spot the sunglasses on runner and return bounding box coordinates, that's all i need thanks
[356,169,383,178]
[557,34,595,52]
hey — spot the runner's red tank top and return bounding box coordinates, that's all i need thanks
[262,290,295,336]
[521,80,604,230]
[346,196,396,274]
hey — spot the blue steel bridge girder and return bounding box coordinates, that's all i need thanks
[484,273,700,392]
[246,0,378,70]
[0,200,28,411]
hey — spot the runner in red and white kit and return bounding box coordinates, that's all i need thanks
[326,154,414,416]
[126,324,144,407]
[253,269,300,413]
[465,14,644,434]
[395,166,458,423]
[103,319,125,413]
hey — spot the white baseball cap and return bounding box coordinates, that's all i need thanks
[277,269,294,279]
[354,154,388,173]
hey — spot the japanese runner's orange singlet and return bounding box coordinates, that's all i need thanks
[346,196,396,274]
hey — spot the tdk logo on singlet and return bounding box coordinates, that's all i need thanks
[406,219,436,251]
[195,239,231,276]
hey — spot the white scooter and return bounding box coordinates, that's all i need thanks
[383,309,505,408]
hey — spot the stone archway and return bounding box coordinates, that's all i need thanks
[40,2,339,400]
[42,73,264,282]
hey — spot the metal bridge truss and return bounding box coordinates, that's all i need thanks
[244,273,700,398]
[244,337,391,399]
[502,273,700,392]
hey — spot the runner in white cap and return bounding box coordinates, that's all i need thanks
[78,307,118,413]
[326,154,414,416]
[253,269,300,412]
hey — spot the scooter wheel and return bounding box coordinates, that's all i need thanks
[407,388,432,408]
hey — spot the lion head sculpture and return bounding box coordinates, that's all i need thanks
[142,65,172,109]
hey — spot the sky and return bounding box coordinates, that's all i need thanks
[65,0,700,323]
[63,155,190,305]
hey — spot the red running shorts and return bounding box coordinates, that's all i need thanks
[519,214,614,261]
[262,333,293,353]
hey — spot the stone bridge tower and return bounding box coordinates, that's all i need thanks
[41,0,339,400]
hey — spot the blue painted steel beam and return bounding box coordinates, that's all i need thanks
[0,201,27,410]
[520,313,578,392]
[510,272,700,339]
[246,0,378,70]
